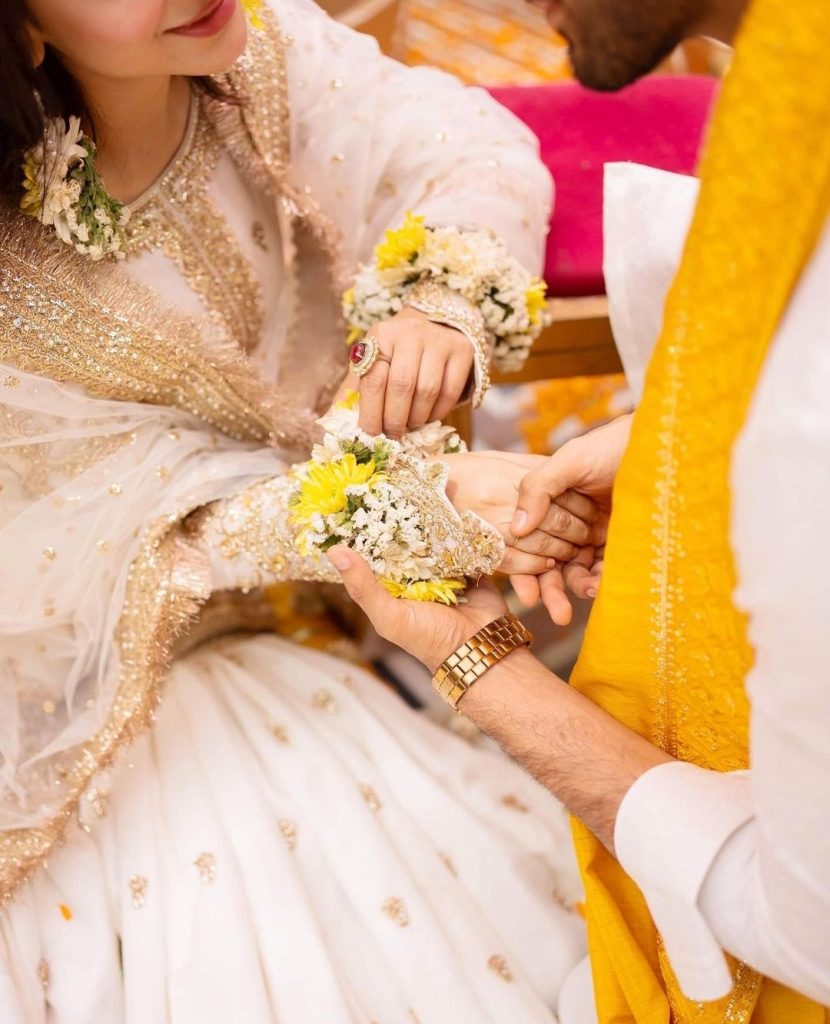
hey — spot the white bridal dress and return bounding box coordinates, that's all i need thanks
[0,1,585,1020]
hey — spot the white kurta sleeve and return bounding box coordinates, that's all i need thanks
[272,0,553,275]
[614,219,830,1007]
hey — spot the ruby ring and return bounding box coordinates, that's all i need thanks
[349,335,390,378]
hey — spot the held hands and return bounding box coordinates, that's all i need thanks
[509,413,632,623]
[353,308,474,438]
[441,451,607,578]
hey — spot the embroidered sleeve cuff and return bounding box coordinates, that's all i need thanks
[614,761,755,1002]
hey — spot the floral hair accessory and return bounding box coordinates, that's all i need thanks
[287,395,501,603]
[343,211,551,373]
[241,0,265,28]
[21,115,129,261]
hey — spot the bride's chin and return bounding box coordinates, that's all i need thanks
[175,15,249,76]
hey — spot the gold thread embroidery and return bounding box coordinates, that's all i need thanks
[487,955,514,982]
[381,897,410,927]
[129,874,148,909]
[128,104,265,355]
[0,518,212,904]
[194,852,217,884]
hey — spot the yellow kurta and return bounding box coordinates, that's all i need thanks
[569,0,830,1020]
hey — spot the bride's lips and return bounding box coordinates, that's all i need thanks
[167,0,236,37]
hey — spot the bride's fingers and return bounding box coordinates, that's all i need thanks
[430,351,474,422]
[499,546,552,576]
[510,573,541,607]
[383,338,423,439]
[563,554,603,599]
[539,567,574,626]
[407,347,447,429]
[358,360,390,436]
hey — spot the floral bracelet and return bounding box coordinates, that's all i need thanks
[342,212,550,378]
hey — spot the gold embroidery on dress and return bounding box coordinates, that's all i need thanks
[0,518,212,903]
[127,103,265,355]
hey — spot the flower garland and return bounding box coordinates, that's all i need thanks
[343,212,550,372]
[287,394,500,603]
[241,0,265,28]
[21,116,130,261]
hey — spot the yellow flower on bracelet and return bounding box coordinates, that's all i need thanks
[375,211,426,270]
[241,0,264,29]
[291,454,383,523]
[381,577,466,605]
[525,279,548,326]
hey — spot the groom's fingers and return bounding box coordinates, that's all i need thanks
[327,546,399,628]
[512,447,582,537]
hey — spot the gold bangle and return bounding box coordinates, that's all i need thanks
[433,613,532,710]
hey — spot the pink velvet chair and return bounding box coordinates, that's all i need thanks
[487,74,718,383]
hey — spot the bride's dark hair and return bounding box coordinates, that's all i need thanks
[0,0,235,201]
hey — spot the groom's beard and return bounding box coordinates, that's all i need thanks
[534,0,702,91]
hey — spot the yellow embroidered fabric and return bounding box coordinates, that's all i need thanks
[568,0,830,1020]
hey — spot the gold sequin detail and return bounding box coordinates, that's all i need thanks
[85,787,110,818]
[42,547,56,562]
[500,794,529,813]
[360,784,382,812]
[251,221,268,251]
[279,819,297,851]
[487,955,513,982]
[4,375,20,389]
[438,851,457,877]
[381,897,410,927]
[194,852,217,884]
[311,690,338,713]
[270,723,290,744]
[195,476,340,590]
[127,103,265,355]
[37,958,50,989]
[129,875,148,909]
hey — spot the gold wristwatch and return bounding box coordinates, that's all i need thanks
[432,613,532,710]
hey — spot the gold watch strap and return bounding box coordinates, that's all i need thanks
[433,613,532,710]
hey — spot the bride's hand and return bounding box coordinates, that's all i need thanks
[355,308,473,439]
[442,451,607,575]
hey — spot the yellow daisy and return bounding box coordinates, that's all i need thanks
[291,454,381,524]
[19,157,41,216]
[375,211,426,271]
[525,278,548,326]
[241,0,264,29]
[381,577,466,605]
[335,389,361,411]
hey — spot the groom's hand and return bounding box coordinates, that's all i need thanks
[327,546,507,671]
[442,451,605,575]
[508,415,631,623]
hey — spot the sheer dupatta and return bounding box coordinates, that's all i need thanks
[0,0,552,901]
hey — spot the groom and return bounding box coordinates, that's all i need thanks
[328,0,830,1021]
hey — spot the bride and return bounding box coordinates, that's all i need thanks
[0,0,588,1019]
